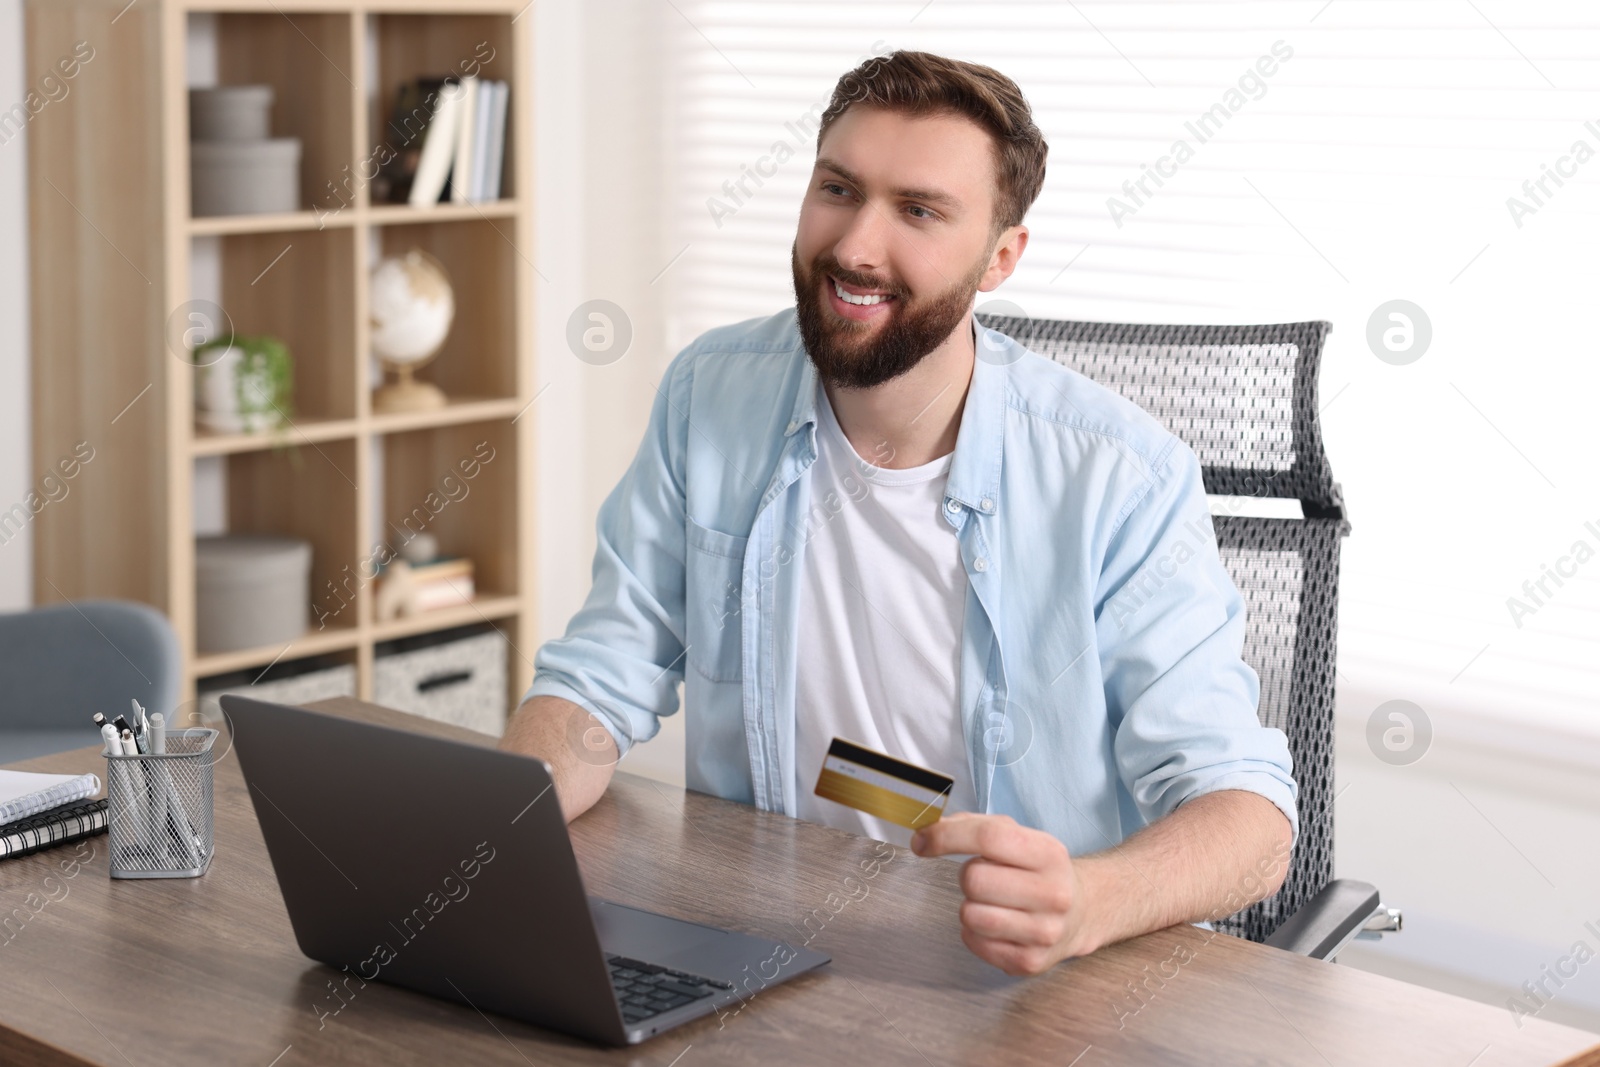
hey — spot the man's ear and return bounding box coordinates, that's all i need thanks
[979,224,1029,292]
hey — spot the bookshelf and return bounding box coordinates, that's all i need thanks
[25,0,537,723]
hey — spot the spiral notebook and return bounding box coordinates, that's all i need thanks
[0,770,103,827]
[0,798,108,859]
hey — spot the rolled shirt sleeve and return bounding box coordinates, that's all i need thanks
[1094,439,1300,846]
[522,355,692,757]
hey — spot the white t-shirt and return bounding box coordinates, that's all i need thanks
[793,383,979,846]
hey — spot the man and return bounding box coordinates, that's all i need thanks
[501,50,1297,977]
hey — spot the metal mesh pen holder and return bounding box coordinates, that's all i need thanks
[104,728,218,878]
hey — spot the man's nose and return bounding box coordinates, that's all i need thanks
[831,201,898,279]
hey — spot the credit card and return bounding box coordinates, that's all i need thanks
[813,737,953,830]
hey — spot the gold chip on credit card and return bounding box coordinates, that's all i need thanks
[813,738,953,830]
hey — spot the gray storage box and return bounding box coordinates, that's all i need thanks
[374,623,507,736]
[189,85,274,142]
[196,655,355,722]
[195,534,311,653]
[191,138,301,216]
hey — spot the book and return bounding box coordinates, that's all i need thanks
[1,798,109,860]
[376,76,507,205]
[449,76,480,204]
[0,769,101,827]
[481,81,509,201]
[407,557,474,582]
[373,79,437,203]
[408,557,475,612]
[408,78,465,207]
[469,78,496,201]
[411,572,475,612]
[375,556,476,619]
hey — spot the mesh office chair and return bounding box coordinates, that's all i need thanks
[976,314,1400,960]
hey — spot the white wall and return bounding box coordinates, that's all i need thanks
[533,0,686,784]
[0,0,32,611]
[1334,683,1600,1033]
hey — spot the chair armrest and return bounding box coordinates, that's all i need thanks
[1264,879,1381,960]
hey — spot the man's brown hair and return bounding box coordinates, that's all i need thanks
[816,50,1048,243]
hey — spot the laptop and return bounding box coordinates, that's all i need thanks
[222,696,830,1046]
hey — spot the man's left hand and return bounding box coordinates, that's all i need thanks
[911,812,1100,976]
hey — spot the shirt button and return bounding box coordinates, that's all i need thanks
[980,498,995,512]
[787,421,798,433]
[973,557,989,572]
[945,499,961,513]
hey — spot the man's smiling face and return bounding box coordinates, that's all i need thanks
[792,104,1016,390]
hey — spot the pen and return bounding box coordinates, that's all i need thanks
[149,713,202,868]
[133,699,149,743]
[149,712,171,866]
[92,712,107,731]
[118,728,154,862]
[112,715,145,753]
[119,714,150,755]
[99,722,120,757]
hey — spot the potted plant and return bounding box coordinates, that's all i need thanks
[193,334,294,434]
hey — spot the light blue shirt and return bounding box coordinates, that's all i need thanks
[526,309,1299,854]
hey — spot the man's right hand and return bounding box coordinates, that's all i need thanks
[497,695,618,822]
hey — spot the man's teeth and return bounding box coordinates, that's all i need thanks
[833,278,892,306]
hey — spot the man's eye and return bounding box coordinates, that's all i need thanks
[822,182,849,197]
[907,204,937,220]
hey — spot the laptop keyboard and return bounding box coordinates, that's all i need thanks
[608,955,735,1024]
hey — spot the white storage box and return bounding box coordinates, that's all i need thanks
[374,624,507,736]
[189,85,274,142]
[191,138,301,216]
[195,534,312,653]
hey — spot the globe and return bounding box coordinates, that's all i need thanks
[370,247,454,412]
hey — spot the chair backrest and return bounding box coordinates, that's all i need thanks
[977,313,1345,944]
[0,599,181,760]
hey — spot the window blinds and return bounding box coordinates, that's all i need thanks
[659,2,1600,739]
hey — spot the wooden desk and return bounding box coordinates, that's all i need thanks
[0,698,1595,1067]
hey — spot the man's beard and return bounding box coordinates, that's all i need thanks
[791,242,988,390]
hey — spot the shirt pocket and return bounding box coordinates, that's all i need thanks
[685,517,747,682]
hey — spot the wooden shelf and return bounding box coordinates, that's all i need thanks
[367,201,517,226]
[28,0,537,727]
[192,626,361,678]
[191,398,529,454]
[191,416,359,456]
[369,396,522,434]
[188,202,519,237]
[186,0,526,12]
[372,595,520,642]
[188,210,353,236]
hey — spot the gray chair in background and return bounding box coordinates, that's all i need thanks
[977,313,1401,960]
[0,599,181,764]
